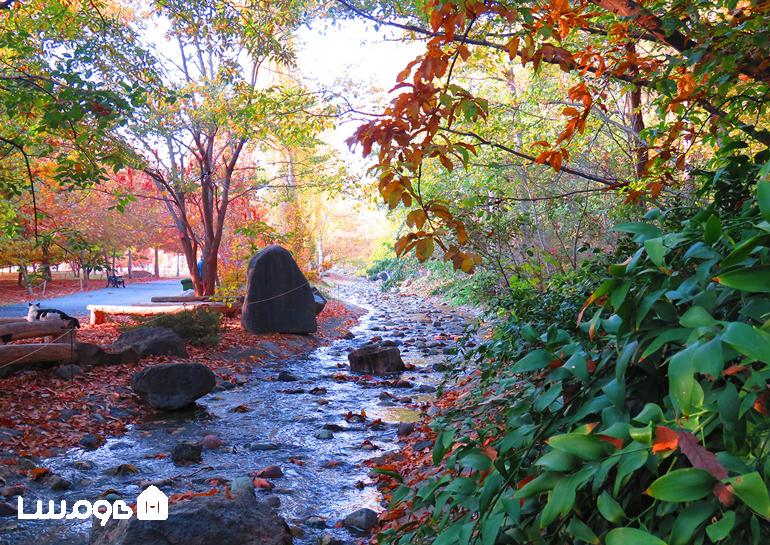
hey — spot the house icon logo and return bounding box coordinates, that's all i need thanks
[136,485,168,521]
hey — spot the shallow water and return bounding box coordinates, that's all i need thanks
[0,280,474,545]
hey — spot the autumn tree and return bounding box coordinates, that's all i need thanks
[127,0,328,295]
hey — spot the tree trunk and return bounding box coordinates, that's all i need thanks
[127,249,133,279]
[154,247,160,278]
[40,242,52,282]
[19,266,32,296]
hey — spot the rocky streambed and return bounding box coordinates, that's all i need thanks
[0,278,476,545]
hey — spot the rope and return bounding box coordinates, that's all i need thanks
[0,327,76,370]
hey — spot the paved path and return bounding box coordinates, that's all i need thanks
[0,279,183,318]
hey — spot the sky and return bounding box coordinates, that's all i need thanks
[295,19,423,165]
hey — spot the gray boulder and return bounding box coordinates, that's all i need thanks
[241,245,317,334]
[311,287,327,315]
[348,345,405,375]
[113,327,188,359]
[131,363,215,410]
[89,488,292,545]
[343,508,379,531]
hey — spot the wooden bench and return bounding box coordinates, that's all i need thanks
[106,273,125,288]
[86,302,232,325]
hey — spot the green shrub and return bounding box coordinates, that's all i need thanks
[124,308,221,347]
[378,183,770,545]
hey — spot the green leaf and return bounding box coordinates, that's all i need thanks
[458,450,492,471]
[715,265,770,293]
[540,477,577,527]
[704,215,722,244]
[613,222,662,241]
[679,306,716,328]
[597,491,625,523]
[706,511,736,541]
[645,237,668,267]
[668,345,704,415]
[669,502,714,545]
[514,472,561,499]
[566,517,599,545]
[513,349,552,373]
[721,234,770,267]
[535,449,580,472]
[646,468,715,502]
[606,528,667,545]
[722,322,770,364]
[728,472,770,519]
[758,181,770,222]
[614,446,648,496]
[547,433,612,461]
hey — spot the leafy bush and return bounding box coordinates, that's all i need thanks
[125,308,221,347]
[377,184,770,545]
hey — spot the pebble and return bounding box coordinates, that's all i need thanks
[248,443,279,451]
[73,460,95,471]
[397,422,416,437]
[230,476,254,493]
[315,430,334,440]
[79,433,101,451]
[257,465,283,479]
[48,475,72,491]
[318,534,344,545]
[277,371,298,382]
[200,434,224,450]
[413,440,433,451]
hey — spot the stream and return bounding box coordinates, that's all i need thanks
[0,279,476,545]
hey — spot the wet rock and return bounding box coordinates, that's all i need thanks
[131,362,215,410]
[413,440,433,451]
[315,430,334,440]
[171,441,202,465]
[1,485,25,498]
[248,443,279,451]
[73,460,95,471]
[311,287,327,315]
[348,345,405,375]
[49,475,72,491]
[200,434,223,450]
[290,526,305,537]
[341,330,355,340]
[106,464,138,476]
[397,422,416,437]
[90,487,292,545]
[230,476,255,494]
[54,364,83,380]
[318,534,344,545]
[0,501,17,517]
[257,465,283,479]
[323,423,347,432]
[305,516,327,528]
[265,496,281,508]
[417,384,437,393]
[79,433,101,451]
[241,245,317,334]
[343,508,378,532]
[277,371,298,382]
[113,327,188,359]
[309,386,327,395]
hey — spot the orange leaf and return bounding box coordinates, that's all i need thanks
[652,425,678,453]
[598,435,623,450]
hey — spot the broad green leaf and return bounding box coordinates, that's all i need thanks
[614,446,648,496]
[547,433,612,461]
[646,468,715,502]
[728,472,770,519]
[458,449,492,471]
[706,511,736,541]
[722,322,770,364]
[721,234,770,267]
[566,517,599,544]
[645,237,668,267]
[535,449,580,472]
[613,222,662,241]
[679,306,716,328]
[669,502,714,545]
[758,181,770,222]
[540,477,577,527]
[606,528,667,545]
[513,349,552,373]
[668,345,704,415]
[715,265,770,293]
[704,214,722,244]
[597,491,625,523]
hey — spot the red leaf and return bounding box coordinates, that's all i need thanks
[713,482,736,507]
[597,435,624,450]
[652,425,678,453]
[677,431,727,480]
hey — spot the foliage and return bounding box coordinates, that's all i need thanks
[125,308,221,347]
[347,0,770,272]
[376,177,770,544]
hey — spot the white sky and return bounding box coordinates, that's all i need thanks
[295,19,423,165]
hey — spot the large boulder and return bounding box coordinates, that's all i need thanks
[311,287,327,316]
[113,327,188,359]
[89,488,292,545]
[131,363,215,410]
[348,345,405,375]
[241,245,317,334]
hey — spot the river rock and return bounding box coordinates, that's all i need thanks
[171,441,202,465]
[131,363,215,410]
[89,487,292,545]
[343,508,378,531]
[54,364,83,380]
[79,433,101,451]
[113,327,188,359]
[241,245,317,334]
[348,345,405,375]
